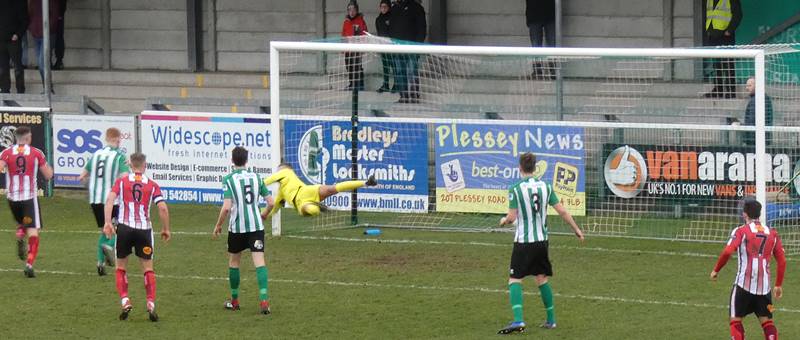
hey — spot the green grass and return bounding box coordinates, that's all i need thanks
[0,195,798,339]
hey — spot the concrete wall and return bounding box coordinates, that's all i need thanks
[447,0,696,48]
[63,0,104,68]
[110,0,187,70]
[214,0,320,71]
[55,0,700,72]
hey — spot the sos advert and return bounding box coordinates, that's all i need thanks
[283,119,428,213]
[52,115,137,186]
[434,122,585,216]
[140,111,275,204]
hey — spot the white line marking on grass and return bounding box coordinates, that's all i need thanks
[1,267,798,314]
[2,228,797,260]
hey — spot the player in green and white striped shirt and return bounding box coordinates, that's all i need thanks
[497,152,584,335]
[213,146,274,315]
[78,127,129,276]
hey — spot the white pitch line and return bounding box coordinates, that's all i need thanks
[2,228,797,261]
[1,267,798,314]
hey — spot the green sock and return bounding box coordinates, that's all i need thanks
[509,282,524,323]
[229,267,240,300]
[105,235,116,248]
[97,234,107,263]
[255,266,268,301]
[538,282,555,324]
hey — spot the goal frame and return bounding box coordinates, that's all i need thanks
[268,41,768,237]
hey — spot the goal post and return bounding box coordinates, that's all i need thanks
[269,39,800,252]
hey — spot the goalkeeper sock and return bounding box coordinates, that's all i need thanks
[255,266,268,301]
[730,320,744,340]
[761,320,777,340]
[509,282,524,323]
[538,282,555,324]
[97,234,108,263]
[229,267,240,300]
[334,180,365,193]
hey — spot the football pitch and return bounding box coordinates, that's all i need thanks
[0,195,798,339]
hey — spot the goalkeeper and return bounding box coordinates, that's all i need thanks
[262,163,377,217]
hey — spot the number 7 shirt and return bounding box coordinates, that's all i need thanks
[111,173,164,230]
[714,222,787,295]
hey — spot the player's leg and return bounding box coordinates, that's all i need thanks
[135,229,158,321]
[318,175,378,201]
[115,224,134,320]
[533,241,556,328]
[91,204,113,275]
[9,200,27,261]
[534,274,556,328]
[22,199,42,277]
[498,244,527,334]
[226,232,246,310]
[756,292,777,340]
[249,230,270,314]
[226,252,242,310]
[729,286,747,340]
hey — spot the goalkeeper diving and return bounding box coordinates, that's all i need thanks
[262,163,378,218]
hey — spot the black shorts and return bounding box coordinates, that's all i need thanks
[116,224,154,260]
[730,285,773,318]
[90,204,119,229]
[8,199,42,229]
[509,241,552,279]
[227,230,266,254]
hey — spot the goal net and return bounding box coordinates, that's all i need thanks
[269,38,800,254]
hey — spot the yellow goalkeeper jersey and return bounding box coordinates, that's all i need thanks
[263,167,305,216]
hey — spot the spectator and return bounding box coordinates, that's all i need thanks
[525,0,556,80]
[389,0,426,103]
[704,0,742,99]
[53,0,66,70]
[0,0,28,94]
[742,76,773,146]
[342,0,367,91]
[375,0,395,93]
[29,0,60,93]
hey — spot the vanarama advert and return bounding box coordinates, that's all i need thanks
[603,144,797,199]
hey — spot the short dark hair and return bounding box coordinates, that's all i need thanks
[232,146,248,166]
[743,199,762,219]
[519,152,536,173]
[14,126,31,138]
[130,153,146,168]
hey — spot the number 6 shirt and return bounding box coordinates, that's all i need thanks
[112,173,164,230]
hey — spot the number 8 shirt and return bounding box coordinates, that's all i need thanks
[112,173,164,230]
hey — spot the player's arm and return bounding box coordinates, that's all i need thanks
[553,203,584,242]
[499,209,518,226]
[152,184,170,242]
[103,191,118,238]
[711,228,742,281]
[79,156,93,183]
[213,199,232,238]
[156,201,171,242]
[116,154,129,178]
[37,151,54,180]
[773,233,787,299]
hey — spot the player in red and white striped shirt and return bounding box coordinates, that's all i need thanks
[0,126,53,278]
[103,153,170,322]
[711,200,786,340]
